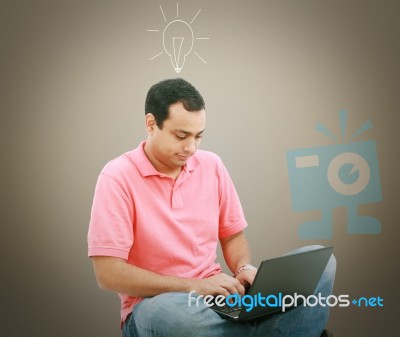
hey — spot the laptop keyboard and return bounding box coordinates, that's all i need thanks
[211,303,242,314]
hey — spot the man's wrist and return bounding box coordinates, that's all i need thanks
[234,264,257,277]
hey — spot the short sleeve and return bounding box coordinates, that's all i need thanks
[217,158,248,238]
[87,172,134,260]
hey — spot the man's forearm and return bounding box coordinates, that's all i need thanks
[220,231,252,274]
[92,256,194,298]
[92,256,246,298]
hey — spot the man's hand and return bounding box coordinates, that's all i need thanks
[235,268,257,290]
[191,273,246,297]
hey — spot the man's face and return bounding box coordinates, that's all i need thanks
[146,101,206,173]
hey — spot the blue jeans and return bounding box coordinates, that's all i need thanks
[122,245,336,337]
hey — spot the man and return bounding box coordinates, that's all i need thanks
[88,78,336,337]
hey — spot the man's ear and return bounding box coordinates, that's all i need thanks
[145,113,156,134]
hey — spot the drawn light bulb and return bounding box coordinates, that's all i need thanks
[163,20,194,73]
[147,4,209,73]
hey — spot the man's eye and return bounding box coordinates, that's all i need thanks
[176,135,186,140]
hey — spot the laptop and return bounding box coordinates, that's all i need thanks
[211,246,334,321]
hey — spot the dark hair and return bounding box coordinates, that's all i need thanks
[145,78,205,128]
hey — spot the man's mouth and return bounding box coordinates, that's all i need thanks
[177,154,189,161]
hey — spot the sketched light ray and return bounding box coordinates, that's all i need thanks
[149,52,163,61]
[194,52,207,64]
[190,9,201,24]
[315,111,375,143]
[160,5,167,21]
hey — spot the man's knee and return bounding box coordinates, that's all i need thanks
[130,292,213,336]
[133,292,188,320]
[324,253,337,285]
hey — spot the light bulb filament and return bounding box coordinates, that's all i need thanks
[172,37,184,73]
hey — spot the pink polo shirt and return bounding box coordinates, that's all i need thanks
[88,141,247,324]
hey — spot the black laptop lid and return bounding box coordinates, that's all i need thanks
[238,246,334,320]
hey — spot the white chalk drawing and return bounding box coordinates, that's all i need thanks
[147,3,209,73]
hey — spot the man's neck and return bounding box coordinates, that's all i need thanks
[143,142,182,180]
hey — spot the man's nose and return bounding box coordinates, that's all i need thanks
[183,139,197,154]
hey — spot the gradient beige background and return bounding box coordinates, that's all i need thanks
[1,0,399,336]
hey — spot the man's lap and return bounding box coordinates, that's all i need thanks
[122,245,336,337]
[123,292,266,337]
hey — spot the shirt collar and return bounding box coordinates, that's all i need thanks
[130,141,199,177]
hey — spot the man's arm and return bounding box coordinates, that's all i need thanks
[92,256,245,298]
[220,231,257,287]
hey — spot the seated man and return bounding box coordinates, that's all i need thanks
[87,78,336,337]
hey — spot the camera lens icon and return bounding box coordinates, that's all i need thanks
[327,152,370,196]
